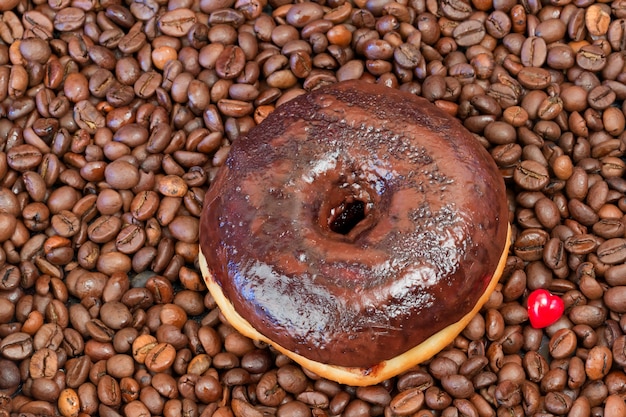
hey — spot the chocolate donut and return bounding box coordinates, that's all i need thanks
[199,81,511,385]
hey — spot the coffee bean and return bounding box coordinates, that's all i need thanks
[97,374,122,407]
[440,0,472,20]
[0,358,20,390]
[216,45,246,80]
[144,342,176,373]
[57,388,80,417]
[570,305,607,328]
[276,365,306,395]
[585,4,611,36]
[548,328,577,359]
[587,85,616,111]
[354,385,390,407]
[64,356,91,389]
[604,286,626,313]
[608,18,626,50]
[74,100,106,133]
[296,390,330,409]
[513,228,550,261]
[586,346,612,380]
[441,374,474,399]
[30,347,59,379]
[485,11,511,38]
[424,385,451,410]
[453,20,485,46]
[596,238,626,264]
[520,37,547,67]
[7,144,43,172]
[253,370,285,406]
[484,121,516,145]
[0,0,20,11]
[134,71,162,100]
[0,332,33,360]
[543,391,572,415]
[513,160,550,191]
[568,199,600,226]
[158,9,197,37]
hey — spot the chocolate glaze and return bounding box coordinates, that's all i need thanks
[200,81,509,368]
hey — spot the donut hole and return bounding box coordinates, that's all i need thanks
[320,181,378,240]
[329,199,366,235]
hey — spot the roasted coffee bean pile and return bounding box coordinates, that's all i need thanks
[1,0,626,416]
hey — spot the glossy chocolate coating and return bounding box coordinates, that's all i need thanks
[200,81,509,368]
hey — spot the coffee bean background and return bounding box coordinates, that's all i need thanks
[1,0,626,415]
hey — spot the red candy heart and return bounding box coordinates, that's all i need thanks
[527,289,564,329]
